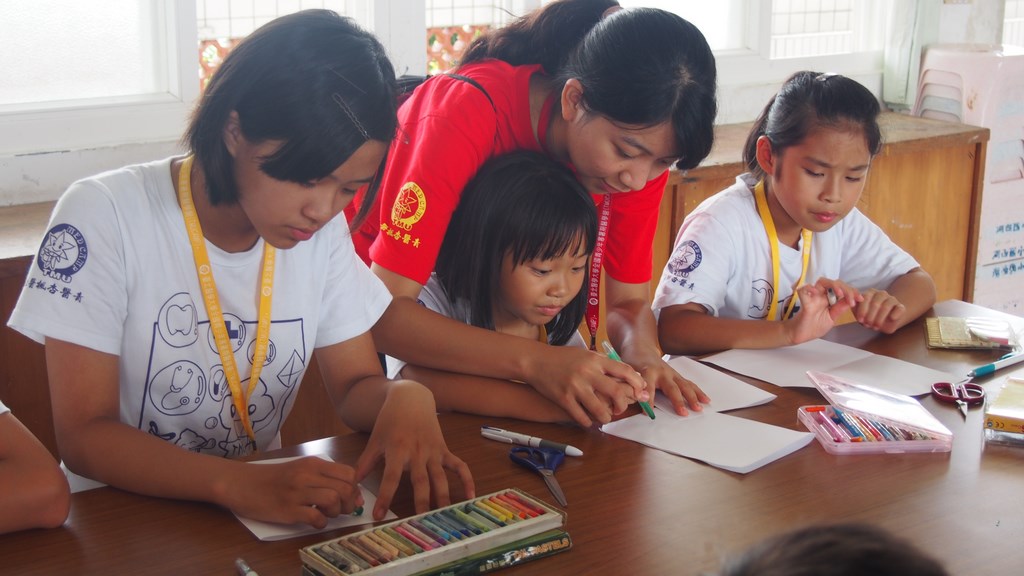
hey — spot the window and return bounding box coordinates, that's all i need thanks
[0,0,196,157]
[1006,0,1024,47]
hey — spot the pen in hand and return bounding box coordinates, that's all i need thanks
[602,340,656,420]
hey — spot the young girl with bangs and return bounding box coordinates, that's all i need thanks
[387,151,599,422]
[654,71,936,355]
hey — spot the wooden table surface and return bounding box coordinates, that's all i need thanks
[1,300,1022,575]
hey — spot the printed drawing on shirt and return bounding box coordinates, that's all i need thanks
[668,240,702,276]
[140,292,307,457]
[381,181,425,248]
[749,279,773,319]
[38,223,88,283]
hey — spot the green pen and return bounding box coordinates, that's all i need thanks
[602,340,655,420]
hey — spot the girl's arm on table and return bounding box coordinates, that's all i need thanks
[854,267,936,334]
[370,266,648,427]
[316,332,473,520]
[0,411,70,533]
[604,277,709,416]
[45,338,365,528]
[658,281,858,355]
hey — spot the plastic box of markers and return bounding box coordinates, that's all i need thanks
[299,488,566,576]
[797,371,953,455]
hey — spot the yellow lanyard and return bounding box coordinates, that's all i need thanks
[753,180,812,321]
[177,156,275,448]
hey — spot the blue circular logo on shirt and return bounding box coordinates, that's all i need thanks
[668,240,702,276]
[36,223,88,283]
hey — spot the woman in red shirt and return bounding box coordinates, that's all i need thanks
[363,0,717,424]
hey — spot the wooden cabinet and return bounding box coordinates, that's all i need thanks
[654,112,990,303]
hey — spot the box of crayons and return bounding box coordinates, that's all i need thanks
[797,371,952,455]
[299,488,567,576]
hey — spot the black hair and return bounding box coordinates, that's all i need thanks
[434,151,597,346]
[743,71,883,181]
[718,523,950,576]
[462,0,717,171]
[184,9,398,226]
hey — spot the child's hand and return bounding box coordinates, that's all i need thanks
[227,456,364,528]
[354,380,474,521]
[853,288,907,333]
[637,357,710,417]
[785,280,861,345]
[526,346,650,427]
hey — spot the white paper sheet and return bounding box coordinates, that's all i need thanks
[235,454,397,541]
[701,338,963,396]
[602,408,813,474]
[662,355,776,412]
[601,356,810,474]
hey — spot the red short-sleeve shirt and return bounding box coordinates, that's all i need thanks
[350,60,664,285]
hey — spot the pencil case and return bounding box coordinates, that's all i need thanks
[797,371,953,455]
[299,488,567,576]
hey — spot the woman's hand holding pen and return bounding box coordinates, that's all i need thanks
[225,457,363,529]
[354,380,474,521]
[525,346,649,428]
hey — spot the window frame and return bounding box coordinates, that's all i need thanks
[0,1,199,157]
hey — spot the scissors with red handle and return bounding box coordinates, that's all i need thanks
[931,381,985,419]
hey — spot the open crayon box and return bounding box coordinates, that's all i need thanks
[299,488,566,576]
[797,371,953,455]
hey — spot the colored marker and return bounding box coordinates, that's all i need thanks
[602,340,655,419]
[968,351,1024,378]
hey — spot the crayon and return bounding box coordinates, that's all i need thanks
[486,496,524,520]
[428,512,470,539]
[466,503,506,528]
[339,537,381,567]
[374,528,416,556]
[409,518,449,546]
[506,491,546,516]
[328,541,371,571]
[441,508,482,535]
[394,523,436,550]
[358,532,393,561]
[382,526,423,554]
[315,545,357,573]
[496,492,538,518]
[418,515,458,542]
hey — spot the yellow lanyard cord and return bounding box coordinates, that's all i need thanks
[753,180,812,321]
[177,156,275,448]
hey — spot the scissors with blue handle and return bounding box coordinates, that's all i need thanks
[509,446,567,507]
[931,381,985,419]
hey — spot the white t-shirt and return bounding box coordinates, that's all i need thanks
[0,399,8,416]
[8,157,392,457]
[653,174,920,320]
[386,272,586,378]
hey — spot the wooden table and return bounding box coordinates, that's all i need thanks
[1,300,1021,575]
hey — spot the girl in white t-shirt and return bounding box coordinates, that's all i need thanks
[9,11,473,525]
[654,71,936,355]
[390,151,634,422]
